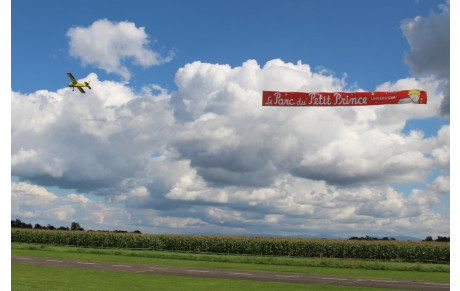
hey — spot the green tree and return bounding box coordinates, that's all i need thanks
[71,222,83,231]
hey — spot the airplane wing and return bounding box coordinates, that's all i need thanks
[77,87,86,93]
[66,72,78,84]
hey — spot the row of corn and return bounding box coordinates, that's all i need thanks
[11,228,449,263]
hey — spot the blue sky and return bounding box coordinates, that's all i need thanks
[12,0,444,92]
[10,0,451,239]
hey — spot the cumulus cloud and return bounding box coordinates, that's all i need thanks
[11,57,450,238]
[171,60,448,188]
[67,19,174,80]
[12,73,175,192]
[401,5,450,115]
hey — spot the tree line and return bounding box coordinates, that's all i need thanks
[11,218,141,234]
[349,235,449,242]
[423,236,450,242]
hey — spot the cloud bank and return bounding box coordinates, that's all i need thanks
[11,57,449,238]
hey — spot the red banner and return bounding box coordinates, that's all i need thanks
[262,90,427,107]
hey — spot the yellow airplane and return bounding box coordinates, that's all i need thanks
[67,72,92,93]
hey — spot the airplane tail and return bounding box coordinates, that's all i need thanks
[85,81,92,90]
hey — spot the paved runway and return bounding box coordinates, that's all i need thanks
[12,255,449,290]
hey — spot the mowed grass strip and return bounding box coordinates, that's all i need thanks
[12,264,405,291]
[12,243,449,282]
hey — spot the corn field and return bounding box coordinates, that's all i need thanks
[11,228,449,263]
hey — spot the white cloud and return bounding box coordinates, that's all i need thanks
[172,59,448,188]
[67,19,174,80]
[12,73,175,191]
[430,175,450,194]
[11,57,450,238]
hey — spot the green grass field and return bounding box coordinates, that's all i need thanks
[12,263,406,291]
[11,243,449,283]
